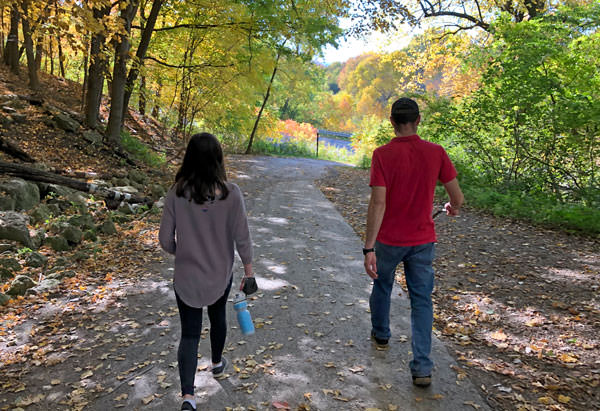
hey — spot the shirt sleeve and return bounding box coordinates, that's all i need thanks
[369,149,386,187]
[232,185,253,265]
[438,147,458,184]
[158,189,177,254]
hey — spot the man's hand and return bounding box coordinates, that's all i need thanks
[444,202,460,216]
[364,252,378,279]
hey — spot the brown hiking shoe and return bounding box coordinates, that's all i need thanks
[412,375,431,387]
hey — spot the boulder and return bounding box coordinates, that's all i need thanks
[128,169,148,184]
[83,230,97,242]
[0,112,12,127]
[73,250,90,262]
[61,225,83,245]
[25,252,47,268]
[30,228,45,250]
[27,278,60,295]
[4,98,27,110]
[0,193,15,211]
[98,219,117,235]
[149,184,166,200]
[68,214,95,230]
[0,211,32,247]
[45,236,70,251]
[46,270,75,280]
[118,203,135,215]
[47,203,61,216]
[0,292,9,305]
[10,113,26,123]
[30,204,52,224]
[6,275,36,296]
[82,130,103,145]
[0,267,13,281]
[154,197,165,209]
[53,112,80,132]
[0,243,16,252]
[0,178,40,211]
[0,257,21,271]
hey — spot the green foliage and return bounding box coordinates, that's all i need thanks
[441,4,600,206]
[121,132,166,167]
[350,115,394,168]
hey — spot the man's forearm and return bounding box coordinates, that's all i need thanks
[365,200,385,249]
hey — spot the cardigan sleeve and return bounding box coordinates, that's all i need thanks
[158,189,177,255]
[232,185,253,264]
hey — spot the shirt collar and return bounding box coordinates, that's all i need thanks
[391,134,420,143]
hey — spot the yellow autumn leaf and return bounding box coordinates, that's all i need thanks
[558,353,578,363]
[558,395,571,404]
[537,396,553,405]
[490,330,507,341]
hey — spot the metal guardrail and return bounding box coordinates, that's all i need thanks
[316,129,353,157]
[317,129,353,140]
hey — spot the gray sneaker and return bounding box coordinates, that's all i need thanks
[212,357,228,378]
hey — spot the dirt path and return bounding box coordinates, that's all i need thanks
[1,155,489,411]
[316,165,600,411]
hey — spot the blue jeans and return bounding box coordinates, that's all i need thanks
[370,241,435,377]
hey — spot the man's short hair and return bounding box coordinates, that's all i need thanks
[391,98,419,125]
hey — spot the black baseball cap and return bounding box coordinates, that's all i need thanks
[391,98,419,116]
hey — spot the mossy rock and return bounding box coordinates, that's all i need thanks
[25,252,48,268]
[61,225,83,245]
[98,219,117,235]
[0,257,21,272]
[83,230,97,242]
[68,214,95,230]
[45,236,70,252]
[0,267,14,281]
[0,293,9,306]
[73,250,90,262]
[30,204,52,225]
[6,275,36,296]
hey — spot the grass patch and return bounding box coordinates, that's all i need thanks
[121,131,166,167]
[435,178,600,237]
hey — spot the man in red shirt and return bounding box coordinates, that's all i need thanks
[363,97,464,388]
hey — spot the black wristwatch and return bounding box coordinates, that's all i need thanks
[362,247,375,255]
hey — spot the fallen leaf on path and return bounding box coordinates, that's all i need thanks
[272,401,290,409]
[142,394,155,405]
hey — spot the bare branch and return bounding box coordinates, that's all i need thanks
[144,55,234,69]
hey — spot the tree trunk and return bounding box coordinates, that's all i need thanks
[81,36,89,111]
[0,160,152,205]
[138,75,146,115]
[57,37,65,77]
[49,38,54,74]
[121,0,163,123]
[84,4,110,129]
[151,80,161,118]
[106,0,139,148]
[0,136,36,162]
[21,0,40,91]
[245,51,282,154]
[4,4,20,74]
[35,40,42,71]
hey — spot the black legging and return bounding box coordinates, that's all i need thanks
[175,279,232,396]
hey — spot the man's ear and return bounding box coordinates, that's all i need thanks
[415,115,421,127]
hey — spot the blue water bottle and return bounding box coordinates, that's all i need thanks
[233,293,255,335]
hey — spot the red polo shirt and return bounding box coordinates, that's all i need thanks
[369,134,457,246]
